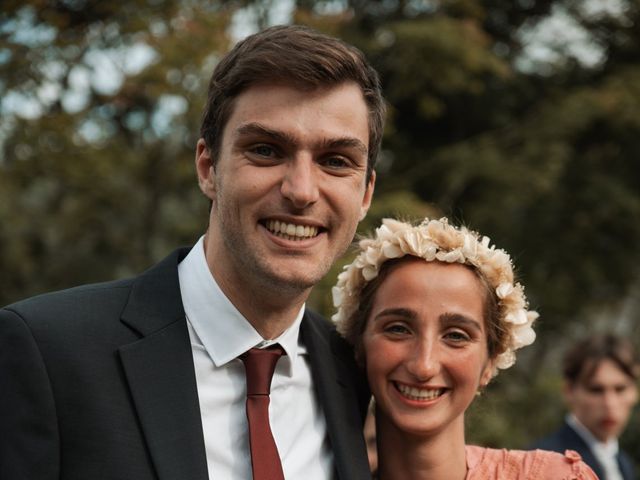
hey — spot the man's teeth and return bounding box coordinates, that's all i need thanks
[396,383,443,401]
[266,220,319,240]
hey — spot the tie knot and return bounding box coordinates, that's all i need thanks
[240,346,284,396]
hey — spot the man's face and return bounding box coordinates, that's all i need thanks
[564,358,638,442]
[196,81,374,297]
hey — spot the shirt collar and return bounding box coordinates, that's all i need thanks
[566,414,619,456]
[178,235,305,375]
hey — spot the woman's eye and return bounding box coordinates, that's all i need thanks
[384,323,410,335]
[445,330,471,342]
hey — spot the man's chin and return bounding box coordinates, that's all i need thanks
[258,265,327,294]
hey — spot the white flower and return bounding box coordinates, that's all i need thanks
[332,286,344,308]
[505,309,528,326]
[495,351,516,369]
[512,324,536,348]
[436,249,465,263]
[362,265,378,281]
[496,283,513,299]
[382,242,403,259]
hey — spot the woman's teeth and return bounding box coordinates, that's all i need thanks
[396,383,443,401]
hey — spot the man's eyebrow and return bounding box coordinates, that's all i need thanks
[235,122,368,156]
[235,123,295,146]
[319,137,368,157]
[440,313,483,332]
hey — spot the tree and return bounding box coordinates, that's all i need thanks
[1,0,231,303]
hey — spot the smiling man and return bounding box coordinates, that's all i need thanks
[530,334,639,480]
[1,25,384,480]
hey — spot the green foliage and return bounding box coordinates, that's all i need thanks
[2,0,640,461]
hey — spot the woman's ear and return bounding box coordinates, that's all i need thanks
[480,358,496,388]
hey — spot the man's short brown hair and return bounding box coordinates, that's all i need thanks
[563,334,640,386]
[199,24,385,181]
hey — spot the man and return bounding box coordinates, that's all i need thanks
[531,334,639,480]
[0,25,384,479]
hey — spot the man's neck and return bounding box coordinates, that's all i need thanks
[567,414,618,449]
[203,235,312,339]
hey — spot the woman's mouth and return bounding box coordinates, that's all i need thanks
[395,382,445,401]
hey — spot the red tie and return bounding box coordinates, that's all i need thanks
[240,346,285,480]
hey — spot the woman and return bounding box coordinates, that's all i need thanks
[332,218,598,479]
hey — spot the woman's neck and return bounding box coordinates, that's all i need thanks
[375,414,468,480]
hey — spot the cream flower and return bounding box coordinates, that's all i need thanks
[332,217,538,374]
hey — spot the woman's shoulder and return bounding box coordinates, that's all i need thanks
[465,445,599,479]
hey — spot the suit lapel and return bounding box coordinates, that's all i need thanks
[302,313,371,480]
[562,422,605,479]
[119,248,208,480]
[617,451,635,480]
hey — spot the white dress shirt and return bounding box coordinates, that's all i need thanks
[178,236,334,479]
[567,414,624,480]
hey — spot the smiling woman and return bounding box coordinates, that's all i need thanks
[332,218,599,480]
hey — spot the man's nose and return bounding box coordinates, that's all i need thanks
[280,155,320,209]
[603,390,620,411]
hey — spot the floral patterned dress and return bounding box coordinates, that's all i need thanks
[465,445,599,479]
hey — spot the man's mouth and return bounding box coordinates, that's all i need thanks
[395,382,445,401]
[264,219,320,241]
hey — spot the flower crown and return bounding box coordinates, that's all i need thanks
[332,217,538,371]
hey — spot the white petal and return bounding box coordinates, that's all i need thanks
[382,243,404,258]
[331,286,343,307]
[362,265,378,281]
[496,283,514,299]
[513,326,536,347]
[505,309,528,325]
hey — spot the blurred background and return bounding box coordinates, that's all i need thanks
[1,0,639,465]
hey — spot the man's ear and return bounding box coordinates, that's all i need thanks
[360,170,376,221]
[562,381,575,407]
[196,138,216,200]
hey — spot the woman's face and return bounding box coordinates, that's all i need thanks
[362,259,494,437]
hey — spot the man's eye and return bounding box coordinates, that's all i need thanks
[252,145,275,157]
[586,386,605,395]
[323,157,348,168]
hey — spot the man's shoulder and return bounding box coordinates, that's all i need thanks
[2,246,190,324]
[303,308,334,331]
[303,309,350,347]
[4,278,135,314]
[1,278,137,334]
[528,422,585,453]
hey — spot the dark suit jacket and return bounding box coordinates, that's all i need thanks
[0,247,371,480]
[531,420,636,480]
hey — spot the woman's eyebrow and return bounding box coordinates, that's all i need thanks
[373,307,416,321]
[439,312,483,332]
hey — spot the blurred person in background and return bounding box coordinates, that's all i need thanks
[531,334,639,480]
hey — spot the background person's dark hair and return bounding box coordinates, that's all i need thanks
[199,24,386,182]
[563,334,640,386]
